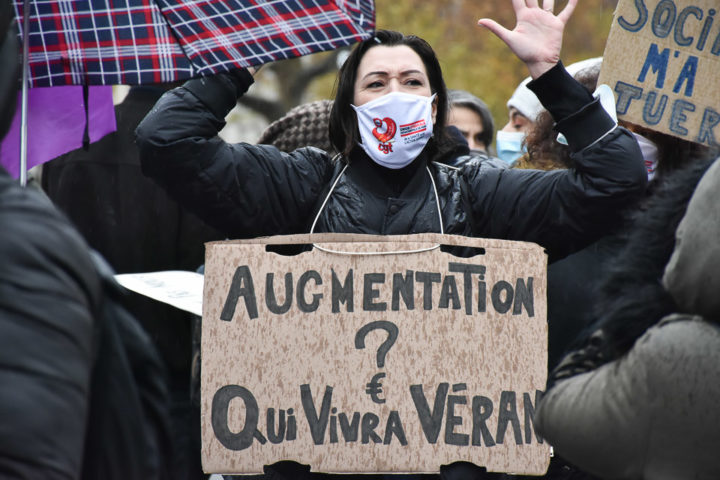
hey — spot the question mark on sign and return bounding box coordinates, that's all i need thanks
[354,320,399,368]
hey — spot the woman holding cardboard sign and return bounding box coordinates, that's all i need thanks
[137,1,645,479]
[137,0,646,269]
[138,2,644,476]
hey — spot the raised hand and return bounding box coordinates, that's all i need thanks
[477,0,577,79]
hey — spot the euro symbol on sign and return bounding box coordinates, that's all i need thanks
[365,372,386,404]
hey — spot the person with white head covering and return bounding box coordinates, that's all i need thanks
[496,77,543,164]
[497,57,603,165]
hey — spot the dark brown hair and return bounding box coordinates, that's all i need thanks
[620,122,715,181]
[523,62,716,176]
[523,67,602,170]
[448,89,495,153]
[328,30,450,158]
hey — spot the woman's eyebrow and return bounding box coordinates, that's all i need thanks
[361,69,426,81]
[399,69,425,76]
[511,110,528,122]
[361,71,387,80]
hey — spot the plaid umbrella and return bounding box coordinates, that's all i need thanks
[13,0,376,87]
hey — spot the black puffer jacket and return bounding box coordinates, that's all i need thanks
[0,166,172,480]
[136,64,646,262]
[0,167,100,479]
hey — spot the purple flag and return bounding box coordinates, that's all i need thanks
[0,85,116,179]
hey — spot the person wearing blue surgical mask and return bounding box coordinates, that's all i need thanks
[498,57,605,167]
[496,77,544,165]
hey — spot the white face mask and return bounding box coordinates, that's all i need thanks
[352,92,435,169]
[632,132,659,181]
[496,130,526,165]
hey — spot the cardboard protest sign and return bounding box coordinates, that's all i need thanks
[201,233,549,475]
[597,0,720,146]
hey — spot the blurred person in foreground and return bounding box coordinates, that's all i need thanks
[0,2,171,478]
[42,82,225,480]
[535,154,720,479]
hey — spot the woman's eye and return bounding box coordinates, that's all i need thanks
[406,79,422,86]
[367,81,383,88]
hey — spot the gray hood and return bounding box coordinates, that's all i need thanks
[663,157,720,318]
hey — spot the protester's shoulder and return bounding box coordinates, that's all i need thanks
[0,171,101,295]
[428,160,465,190]
[615,314,720,404]
[431,159,460,174]
[432,153,498,174]
[0,174,58,235]
[288,145,334,162]
[288,145,339,176]
[471,154,511,172]
[231,142,329,165]
[638,314,720,360]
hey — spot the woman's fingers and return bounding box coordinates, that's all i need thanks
[476,18,511,44]
[512,0,528,13]
[478,0,576,76]
[557,0,578,24]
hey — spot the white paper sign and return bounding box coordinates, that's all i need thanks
[114,270,204,316]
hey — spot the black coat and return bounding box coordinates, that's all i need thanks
[136,64,647,263]
[0,167,171,480]
[42,86,225,380]
[0,167,100,479]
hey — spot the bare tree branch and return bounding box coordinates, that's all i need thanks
[235,48,347,121]
[236,95,286,122]
[289,49,346,100]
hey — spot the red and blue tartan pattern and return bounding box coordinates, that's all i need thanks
[13,0,375,87]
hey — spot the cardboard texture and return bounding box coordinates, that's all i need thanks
[201,233,549,475]
[597,0,720,146]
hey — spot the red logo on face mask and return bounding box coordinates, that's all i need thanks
[372,117,397,143]
[378,143,393,154]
